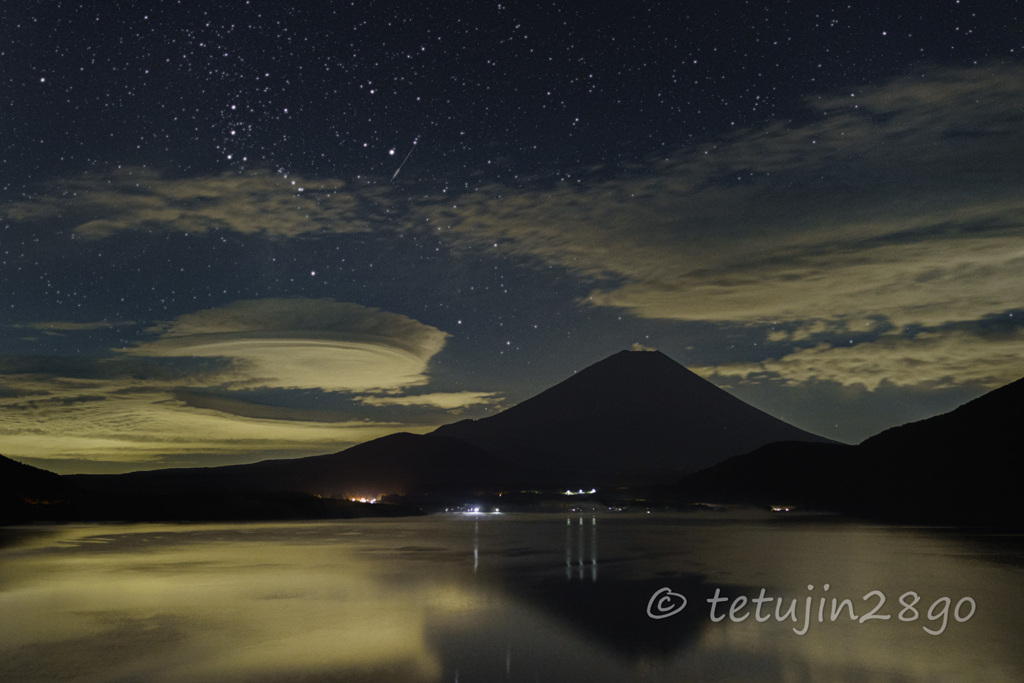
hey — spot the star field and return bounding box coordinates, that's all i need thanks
[1,1,1022,472]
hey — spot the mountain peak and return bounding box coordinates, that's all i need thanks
[434,349,832,481]
[596,347,676,367]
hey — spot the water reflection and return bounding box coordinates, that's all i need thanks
[1,515,1023,681]
[565,515,598,581]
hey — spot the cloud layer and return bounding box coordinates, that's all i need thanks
[411,64,1024,389]
[129,298,449,391]
[3,168,372,239]
[0,300,497,471]
[423,65,1023,321]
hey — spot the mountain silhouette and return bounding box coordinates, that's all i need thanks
[71,432,510,499]
[69,349,832,505]
[677,440,855,507]
[849,375,1022,523]
[434,349,834,484]
[679,375,1024,525]
[1,454,87,523]
[16,351,1022,525]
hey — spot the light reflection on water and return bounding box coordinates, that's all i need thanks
[1,512,1022,681]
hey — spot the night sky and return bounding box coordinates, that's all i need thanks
[2,1,1022,473]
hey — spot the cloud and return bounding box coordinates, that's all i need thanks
[129,299,449,391]
[409,64,1024,389]
[585,223,1023,327]
[356,391,504,410]
[418,64,1024,326]
[700,324,1024,391]
[19,320,137,332]
[2,167,373,239]
[0,392,411,468]
[0,300,462,471]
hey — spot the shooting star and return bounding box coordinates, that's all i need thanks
[390,136,419,182]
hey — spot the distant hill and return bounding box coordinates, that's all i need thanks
[0,449,430,524]
[678,440,855,507]
[1,454,87,523]
[849,375,1022,523]
[679,376,1024,525]
[435,349,834,484]
[70,432,511,499]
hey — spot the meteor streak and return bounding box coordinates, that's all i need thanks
[390,137,419,182]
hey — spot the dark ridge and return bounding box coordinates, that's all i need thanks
[70,433,512,498]
[35,350,1019,526]
[435,349,835,483]
[1,454,89,523]
[677,441,856,508]
[677,375,1024,526]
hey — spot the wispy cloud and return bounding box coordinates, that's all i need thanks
[411,64,1024,389]
[700,324,1024,391]
[420,65,1024,320]
[19,320,137,332]
[356,391,504,411]
[0,299,473,471]
[128,298,448,391]
[2,167,372,239]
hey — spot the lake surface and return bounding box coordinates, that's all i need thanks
[2,511,1023,681]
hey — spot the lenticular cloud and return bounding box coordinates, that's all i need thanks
[126,298,449,391]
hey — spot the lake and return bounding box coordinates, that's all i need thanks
[1,510,1022,681]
